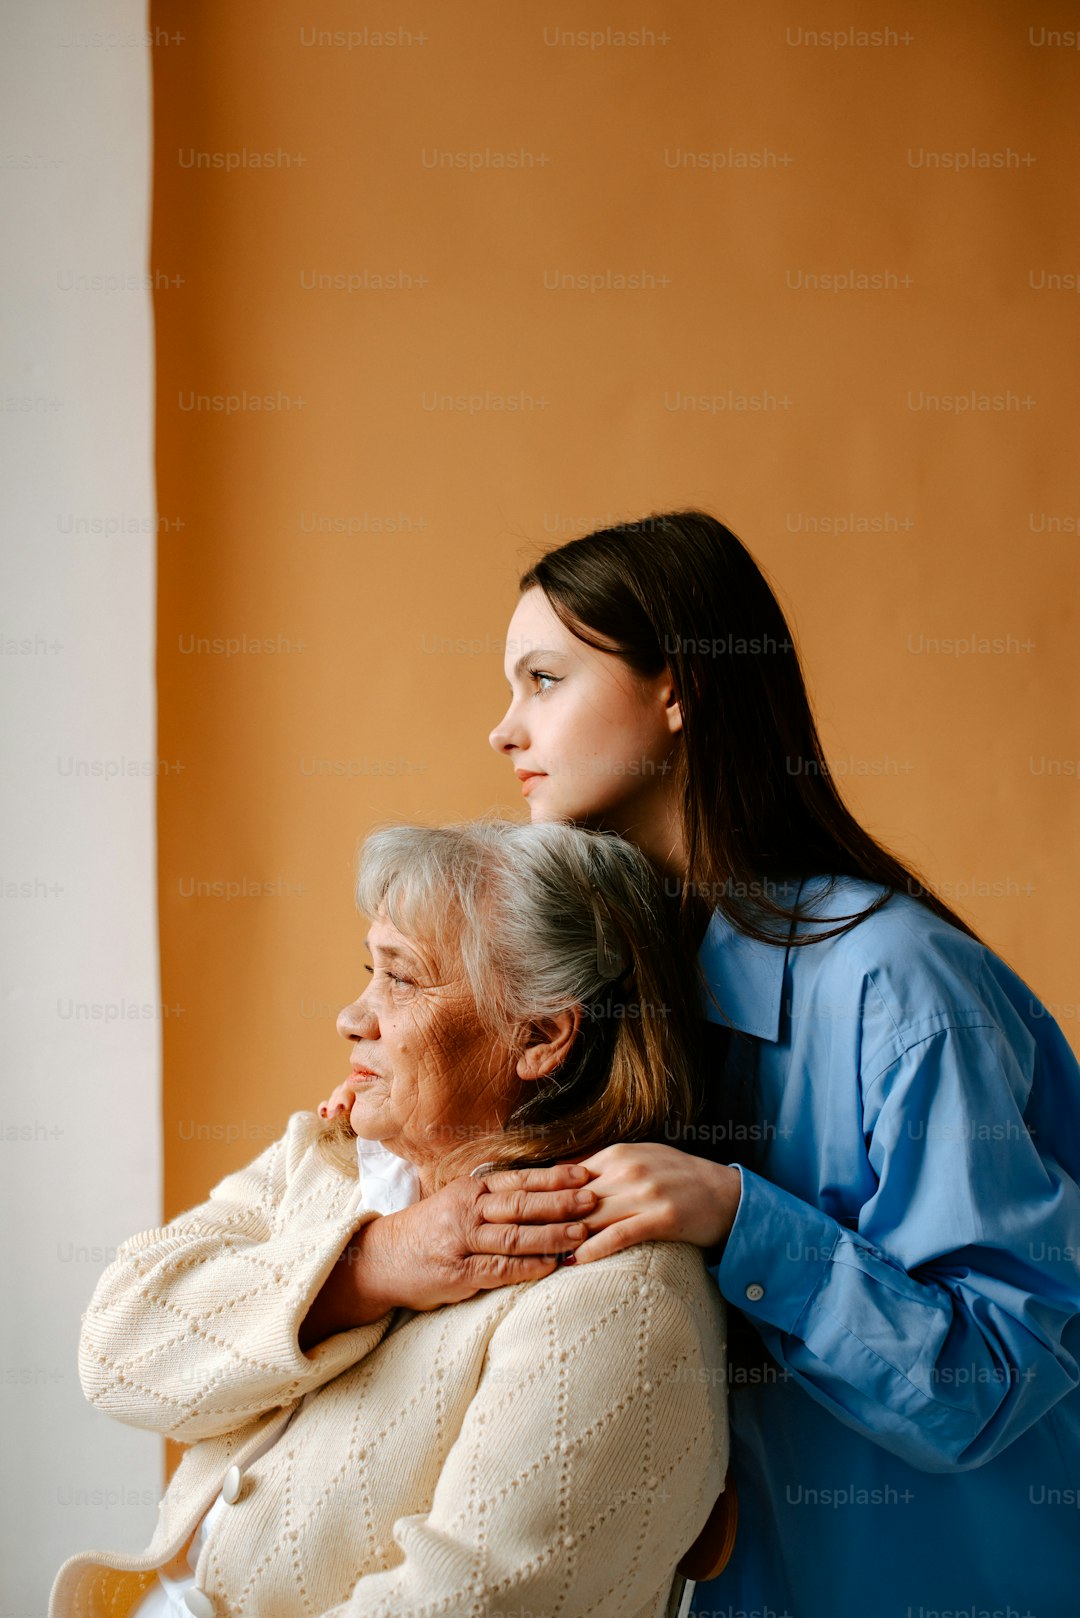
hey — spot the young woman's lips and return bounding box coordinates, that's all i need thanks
[516,772,546,796]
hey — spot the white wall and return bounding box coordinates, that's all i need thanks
[0,5,160,1612]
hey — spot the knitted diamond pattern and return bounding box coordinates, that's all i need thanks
[51,1112,729,1618]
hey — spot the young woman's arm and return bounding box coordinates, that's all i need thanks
[520,1012,1080,1474]
[713,1015,1080,1472]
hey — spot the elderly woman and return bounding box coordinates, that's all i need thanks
[51,820,728,1618]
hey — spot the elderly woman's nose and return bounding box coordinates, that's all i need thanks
[336,996,377,1041]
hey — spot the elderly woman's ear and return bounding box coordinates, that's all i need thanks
[514,1005,582,1080]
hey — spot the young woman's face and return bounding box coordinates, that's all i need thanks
[489,587,682,835]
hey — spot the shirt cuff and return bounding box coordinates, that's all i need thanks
[714,1165,843,1336]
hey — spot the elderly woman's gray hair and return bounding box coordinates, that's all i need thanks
[321,818,704,1182]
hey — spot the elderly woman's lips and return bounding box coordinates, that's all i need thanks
[350,1066,381,1080]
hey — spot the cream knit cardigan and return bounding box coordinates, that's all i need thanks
[50,1111,729,1618]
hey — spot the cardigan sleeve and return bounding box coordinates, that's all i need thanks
[78,1112,394,1443]
[320,1245,729,1618]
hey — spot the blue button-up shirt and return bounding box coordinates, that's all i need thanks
[691,875,1080,1618]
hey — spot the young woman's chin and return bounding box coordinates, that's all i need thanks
[527,791,631,838]
[519,774,588,822]
[526,796,570,825]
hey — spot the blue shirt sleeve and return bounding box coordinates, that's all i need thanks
[714,1017,1080,1473]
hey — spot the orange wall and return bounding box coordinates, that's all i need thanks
[151,0,1080,1240]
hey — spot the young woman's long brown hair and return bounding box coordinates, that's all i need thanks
[521,509,983,952]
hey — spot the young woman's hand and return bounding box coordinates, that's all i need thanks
[318,1081,357,1119]
[480,1144,742,1264]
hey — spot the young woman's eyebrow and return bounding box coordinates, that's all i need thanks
[509,648,564,679]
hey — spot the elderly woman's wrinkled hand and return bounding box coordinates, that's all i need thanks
[342,1163,600,1321]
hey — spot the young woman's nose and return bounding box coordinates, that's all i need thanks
[488,699,524,755]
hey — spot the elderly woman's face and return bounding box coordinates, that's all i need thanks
[335,908,521,1172]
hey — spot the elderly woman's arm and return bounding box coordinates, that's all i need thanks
[322,1245,729,1618]
[78,1113,394,1443]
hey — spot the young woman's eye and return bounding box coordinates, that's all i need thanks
[528,666,561,694]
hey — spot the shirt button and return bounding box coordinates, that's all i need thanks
[221,1464,243,1505]
[744,1283,765,1302]
[183,1590,216,1618]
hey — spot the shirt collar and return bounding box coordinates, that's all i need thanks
[353,1135,422,1215]
[695,879,805,1043]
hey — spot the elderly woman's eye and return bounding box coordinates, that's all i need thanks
[365,963,412,988]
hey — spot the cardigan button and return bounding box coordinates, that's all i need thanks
[183,1590,216,1618]
[221,1465,243,1505]
[744,1282,765,1302]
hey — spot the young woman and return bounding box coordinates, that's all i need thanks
[318,510,1078,1615]
[474,510,1080,1618]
